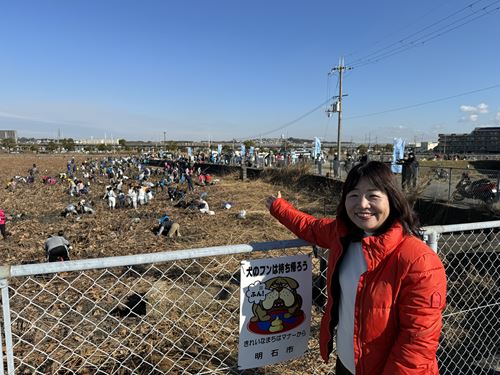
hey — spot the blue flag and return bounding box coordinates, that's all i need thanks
[313,137,321,159]
[217,144,222,155]
[391,138,405,173]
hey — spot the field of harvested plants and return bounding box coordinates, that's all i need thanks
[0,154,338,266]
[0,153,341,374]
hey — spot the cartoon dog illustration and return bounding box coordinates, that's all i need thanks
[250,277,303,323]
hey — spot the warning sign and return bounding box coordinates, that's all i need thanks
[238,254,312,369]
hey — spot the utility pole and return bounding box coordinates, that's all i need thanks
[163,131,166,147]
[328,58,351,160]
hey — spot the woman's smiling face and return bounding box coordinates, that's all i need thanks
[345,177,390,232]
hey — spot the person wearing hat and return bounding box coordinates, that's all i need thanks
[44,230,71,262]
[156,214,181,238]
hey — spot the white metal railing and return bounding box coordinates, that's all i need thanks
[0,222,498,374]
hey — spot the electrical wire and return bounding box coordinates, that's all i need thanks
[352,2,500,69]
[349,0,500,69]
[348,0,487,66]
[235,96,335,141]
[345,83,500,120]
[344,0,457,61]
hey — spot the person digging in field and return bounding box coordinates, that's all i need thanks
[61,203,79,218]
[44,230,71,262]
[156,214,181,238]
[197,198,214,215]
[266,161,447,375]
[77,200,95,215]
[0,208,12,239]
[6,178,17,191]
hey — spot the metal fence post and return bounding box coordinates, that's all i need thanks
[496,172,500,201]
[424,230,439,253]
[447,167,453,202]
[0,266,14,375]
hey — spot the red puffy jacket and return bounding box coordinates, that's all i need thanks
[270,198,447,374]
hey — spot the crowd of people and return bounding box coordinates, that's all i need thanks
[1,151,451,373]
[2,154,220,263]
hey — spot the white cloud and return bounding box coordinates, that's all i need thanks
[460,105,477,113]
[477,103,489,114]
[459,103,489,114]
[458,103,490,123]
[496,112,500,121]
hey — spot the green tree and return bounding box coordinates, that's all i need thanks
[60,138,76,151]
[29,144,39,153]
[97,143,112,152]
[46,141,58,152]
[384,143,394,153]
[118,139,130,151]
[221,145,232,153]
[243,140,256,150]
[357,144,368,155]
[2,138,16,151]
[166,141,178,152]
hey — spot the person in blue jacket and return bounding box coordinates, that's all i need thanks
[156,214,181,238]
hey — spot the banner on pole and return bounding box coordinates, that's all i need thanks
[238,254,312,370]
[313,137,321,159]
[391,138,405,173]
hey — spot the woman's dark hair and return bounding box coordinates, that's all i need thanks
[336,161,421,237]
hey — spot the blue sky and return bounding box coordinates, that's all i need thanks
[0,0,499,143]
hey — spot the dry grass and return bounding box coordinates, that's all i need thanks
[0,154,338,374]
[0,154,338,266]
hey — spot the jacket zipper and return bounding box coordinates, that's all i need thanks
[357,241,372,375]
[356,274,366,375]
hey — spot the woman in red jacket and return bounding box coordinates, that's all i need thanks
[266,161,446,375]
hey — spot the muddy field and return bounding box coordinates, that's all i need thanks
[0,153,333,266]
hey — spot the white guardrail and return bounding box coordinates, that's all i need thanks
[0,222,499,374]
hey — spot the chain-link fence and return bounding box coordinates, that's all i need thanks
[0,222,499,374]
[417,166,500,205]
[426,221,500,375]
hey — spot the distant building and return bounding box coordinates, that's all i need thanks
[435,127,500,154]
[77,138,119,145]
[0,130,17,141]
[417,141,439,152]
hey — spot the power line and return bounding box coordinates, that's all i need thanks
[349,0,500,69]
[352,2,500,69]
[235,97,335,141]
[345,83,500,120]
[344,0,456,61]
[348,0,487,66]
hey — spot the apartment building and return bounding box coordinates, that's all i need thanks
[436,127,500,154]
